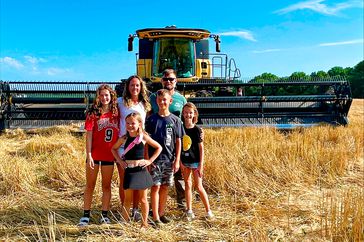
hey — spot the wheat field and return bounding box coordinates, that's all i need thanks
[0,100,363,241]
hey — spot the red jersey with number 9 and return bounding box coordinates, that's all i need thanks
[85,111,120,162]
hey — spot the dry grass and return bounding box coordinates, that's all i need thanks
[0,100,363,241]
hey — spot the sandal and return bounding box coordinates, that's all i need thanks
[78,216,90,226]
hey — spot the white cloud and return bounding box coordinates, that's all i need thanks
[275,0,363,15]
[1,55,72,78]
[218,30,257,41]
[0,57,24,69]
[47,67,71,76]
[319,39,364,46]
[252,49,284,54]
[24,55,46,64]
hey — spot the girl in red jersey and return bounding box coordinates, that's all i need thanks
[79,84,119,226]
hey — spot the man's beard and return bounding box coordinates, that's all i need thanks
[163,85,174,91]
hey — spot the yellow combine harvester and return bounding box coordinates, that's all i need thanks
[0,26,352,131]
[127,26,352,128]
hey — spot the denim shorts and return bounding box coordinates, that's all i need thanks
[182,162,199,169]
[150,160,174,186]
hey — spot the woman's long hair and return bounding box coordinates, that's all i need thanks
[88,84,118,120]
[122,75,151,112]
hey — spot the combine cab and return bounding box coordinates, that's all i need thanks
[0,26,353,131]
[127,26,352,128]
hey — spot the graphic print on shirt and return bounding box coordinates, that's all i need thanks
[97,117,118,131]
[182,134,192,152]
[166,123,173,146]
[97,117,117,143]
[104,128,114,142]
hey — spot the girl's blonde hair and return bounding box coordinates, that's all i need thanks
[123,75,151,112]
[183,102,199,124]
[88,84,118,120]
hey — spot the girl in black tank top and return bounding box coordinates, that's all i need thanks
[111,112,162,228]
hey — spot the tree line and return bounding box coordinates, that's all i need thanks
[251,60,363,98]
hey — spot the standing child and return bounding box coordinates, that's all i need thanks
[79,84,119,226]
[146,89,184,226]
[111,112,162,228]
[181,102,214,220]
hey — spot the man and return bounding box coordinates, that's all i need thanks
[149,69,187,209]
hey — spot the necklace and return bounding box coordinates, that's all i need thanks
[101,106,110,113]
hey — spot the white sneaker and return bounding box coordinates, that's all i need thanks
[206,210,214,219]
[186,210,195,221]
[78,216,90,226]
[100,216,111,224]
[132,209,142,222]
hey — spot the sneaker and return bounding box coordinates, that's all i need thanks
[132,209,142,222]
[100,216,111,224]
[148,209,153,217]
[159,215,172,224]
[186,210,195,221]
[176,201,186,210]
[152,219,163,228]
[206,210,214,219]
[78,216,90,226]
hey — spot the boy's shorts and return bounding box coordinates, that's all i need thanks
[150,160,174,186]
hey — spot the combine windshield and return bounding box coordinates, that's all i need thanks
[153,38,195,78]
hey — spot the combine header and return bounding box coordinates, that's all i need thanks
[0,26,352,131]
[0,81,121,131]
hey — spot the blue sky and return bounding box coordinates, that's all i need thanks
[1,0,363,81]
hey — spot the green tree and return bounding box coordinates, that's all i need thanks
[348,61,364,98]
[252,72,279,82]
[289,71,309,80]
[311,70,329,79]
[328,66,352,78]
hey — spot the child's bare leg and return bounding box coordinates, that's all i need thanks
[132,190,139,210]
[83,164,100,210]
[139,189,149,227]
[122,189,133,221]
[151,185,160,221]
[158,184,169,216]
[193,172,210,212]
[116,164,125,205]
[182,168,193,211]
[100,165,114,212]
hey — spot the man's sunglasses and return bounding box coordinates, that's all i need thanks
[162,77,176,82]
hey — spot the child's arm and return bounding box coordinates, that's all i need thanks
[142,135,162,167]
[173,137,181,173]
[111,137,126,167]
[85,130,94,169]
